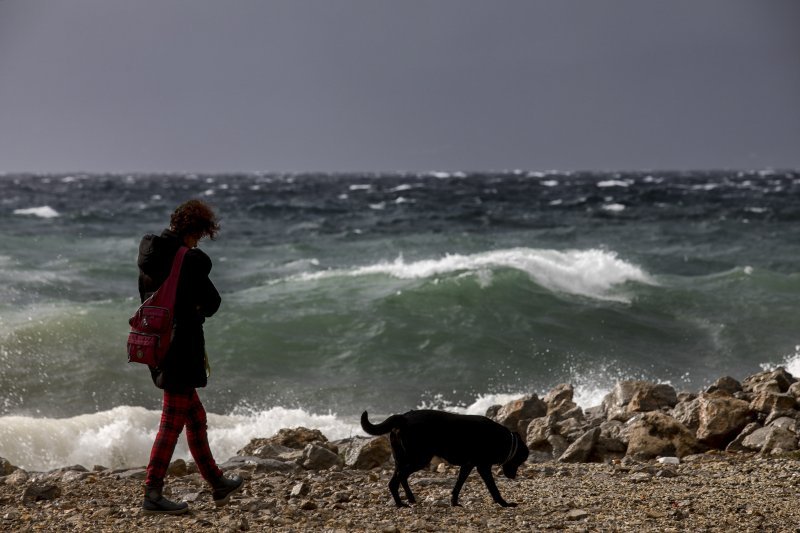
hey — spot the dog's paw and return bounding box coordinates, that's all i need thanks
[500,501,518,508]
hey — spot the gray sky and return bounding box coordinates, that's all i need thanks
[1,1,798,173]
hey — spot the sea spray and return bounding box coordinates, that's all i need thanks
[0,406,361,472]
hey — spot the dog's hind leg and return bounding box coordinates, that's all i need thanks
[450,464,474,507]
[388,470,408,507]
[477,465,516,507]
[400,474,416,504]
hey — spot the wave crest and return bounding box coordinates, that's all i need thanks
[299,248,653,302]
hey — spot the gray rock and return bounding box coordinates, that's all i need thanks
[629,472,653,483]
[566,509,589,520]
[117,469,147,480]
[767,416,798,432]
[290,481,310,498]
[299,443,342,470]
[558,427,600,463]
[21,482,62,503]
[344,436,392,470]
[593,420,627,460]
[60,470,88,483]
[761,426,798,455]
[741,426,777,451]
[725,422,762,452]
[547,434,569,459]
[219,455,302,474]
[741,426,797,453]
[602,381,678,421]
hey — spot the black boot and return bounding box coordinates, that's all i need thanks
[142,485,189,515]
[211,474,244,507]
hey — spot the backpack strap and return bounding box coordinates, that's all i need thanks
[149,246,189,308]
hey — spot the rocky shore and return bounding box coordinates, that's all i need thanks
[4,367,800,531]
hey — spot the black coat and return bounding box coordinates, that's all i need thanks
[137,229,221,391]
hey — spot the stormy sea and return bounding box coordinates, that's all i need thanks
[2,170,799,471]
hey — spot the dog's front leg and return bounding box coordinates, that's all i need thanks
[477,465,517,507]
[451,465,473,507]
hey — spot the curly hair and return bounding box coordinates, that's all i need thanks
[170,199,220,240]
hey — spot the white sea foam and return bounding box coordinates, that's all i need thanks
[596,180,632,188]
[602,203,626,212]
[298,248,654,302]
[761,345,800,378]
[0,406,361,472]
[13,206,60,218]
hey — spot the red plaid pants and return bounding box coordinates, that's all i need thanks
[146,389,223,487]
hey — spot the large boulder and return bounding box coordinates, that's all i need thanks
[602,381,678,421]
[706,376,743,396]
[592,421,627,461]
[558,427,600,463]
[544,384,583,420]
[622,412,700,460]
[742,367,796,394]
[494,394,547,432]
[525,415,558,449]
[725,422,761,452]
[238,427,336,457]
[344,436,392,470]
[749,391,797,415]
[673,391,753,448]
[741,426,798,454]
[299,443,343,470]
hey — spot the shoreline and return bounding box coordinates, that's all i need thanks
[5,366,800,530]
[2,452,800,531]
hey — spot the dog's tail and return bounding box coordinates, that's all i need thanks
[361,411,405,436]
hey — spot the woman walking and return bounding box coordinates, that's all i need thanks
[137,199,242,514]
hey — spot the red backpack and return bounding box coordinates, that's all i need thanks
[127,246,188,367]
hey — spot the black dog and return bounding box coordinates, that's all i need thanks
[361,410,529,507]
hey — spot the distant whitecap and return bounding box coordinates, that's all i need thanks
[597,180,631,188]
[13,206,60,218]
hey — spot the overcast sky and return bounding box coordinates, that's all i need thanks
[1,1,798,173]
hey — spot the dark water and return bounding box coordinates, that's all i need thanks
[1,170,800,469]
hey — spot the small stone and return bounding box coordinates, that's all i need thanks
[299,499,317,511]
[290,481,309,498]
[566,509,589,520]
[630,472,653,483]
[656,456,680,465]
